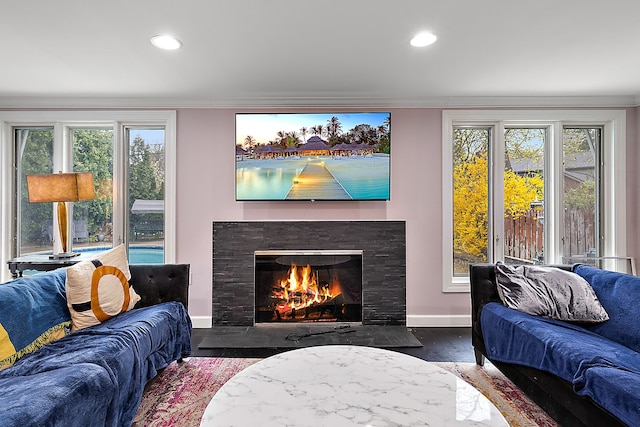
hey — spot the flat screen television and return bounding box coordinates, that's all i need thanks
[235,112,391,201]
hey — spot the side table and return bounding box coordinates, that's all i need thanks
[6,253,91,279]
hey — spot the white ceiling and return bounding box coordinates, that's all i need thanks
[1,0,639,108]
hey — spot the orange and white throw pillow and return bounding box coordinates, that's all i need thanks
[65,245,140,331]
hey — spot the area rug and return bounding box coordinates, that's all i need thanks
[132,358,261,427]
[434,362,560,427]
[133,357,559,427]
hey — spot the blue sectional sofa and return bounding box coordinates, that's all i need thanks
[0,264,192,427]
[471,263,639,427]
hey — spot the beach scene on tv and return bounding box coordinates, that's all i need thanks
[236,112,391,201]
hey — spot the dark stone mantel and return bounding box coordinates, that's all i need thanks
[212,221,406,326]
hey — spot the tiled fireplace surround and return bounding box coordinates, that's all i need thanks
[212,221,406,326]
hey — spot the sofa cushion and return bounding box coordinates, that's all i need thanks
[495,262,608,323]
[0,364,115,426]
[0,269,71,370]
[574,364,640,427]
[574,264,640,353]
[481,302,640,382]
[66,245,140,331]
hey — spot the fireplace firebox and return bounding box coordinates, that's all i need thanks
[255,250,363,323]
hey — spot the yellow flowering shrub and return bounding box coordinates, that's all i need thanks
[453,154,543,259]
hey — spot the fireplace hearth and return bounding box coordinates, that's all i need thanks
[213,221,406,326]
[255,250,363,323]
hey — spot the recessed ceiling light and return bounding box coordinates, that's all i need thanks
[410,32,437,47]
[151,35,182,50]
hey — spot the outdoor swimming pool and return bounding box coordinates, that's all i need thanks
[129,246,164,264]
[17,246,165,277]
[236,155,390,200]
[76,246,164,264]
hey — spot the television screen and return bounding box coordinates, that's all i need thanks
[235,112,391,201]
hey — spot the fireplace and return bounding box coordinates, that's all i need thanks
[254,250,363,323]
[213,221,406,326]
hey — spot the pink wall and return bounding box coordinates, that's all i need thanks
[176,107,639,325]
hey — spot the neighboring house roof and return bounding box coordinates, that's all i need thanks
[131,199,164,214]
[509,151,595,184]
[509,157,543,173]
[509,151,594,174]
[564,151,595,169]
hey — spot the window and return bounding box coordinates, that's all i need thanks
[442,110,626,292]
[451,127,490,275]
[503,127,546,265]
[127,128,165,264]
[72,128,114,250]
[15,128,54,256]
[0,111,176,280]
[562,127,601,261]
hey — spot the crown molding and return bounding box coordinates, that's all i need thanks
[0,95,638,110]
[441,96,640,109]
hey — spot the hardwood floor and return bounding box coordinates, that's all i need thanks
[190,327,476,362]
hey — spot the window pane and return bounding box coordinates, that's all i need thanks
[562,127,600,258]
[128,128,165,264]
[17,128,54,255]
[72,128,114,251]
[452,128,490,275]
[504,128,545,264]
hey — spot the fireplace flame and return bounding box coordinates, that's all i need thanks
[273,263,340,314]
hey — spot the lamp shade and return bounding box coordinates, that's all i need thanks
[26,172,95,203]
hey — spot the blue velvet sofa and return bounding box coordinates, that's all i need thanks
[471,263,639,427]
[0,264,192,427]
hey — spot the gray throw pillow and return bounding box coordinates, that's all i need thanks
[494,262,609,323]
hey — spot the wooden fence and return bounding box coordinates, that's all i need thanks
[563,209,596,258]
[504,209,595,264]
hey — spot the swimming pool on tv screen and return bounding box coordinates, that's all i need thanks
[236,156,390,200]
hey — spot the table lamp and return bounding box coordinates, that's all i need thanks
[26,172,95,259]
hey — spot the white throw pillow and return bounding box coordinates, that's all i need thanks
[65,245,140,331]
[495,262,609,323]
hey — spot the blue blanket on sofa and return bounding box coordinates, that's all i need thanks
[0,269,72,369]
[0,301,192,427]
[481,264,640,426]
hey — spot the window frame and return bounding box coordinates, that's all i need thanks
[442,109,626,292]
[0,110,177,282]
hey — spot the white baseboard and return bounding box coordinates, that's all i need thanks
[407,314,471,328]
[190,316,212,329]
[190,315,471,328]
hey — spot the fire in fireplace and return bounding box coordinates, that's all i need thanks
[254,250,363,323]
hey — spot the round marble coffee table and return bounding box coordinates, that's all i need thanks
[200,345,508,426]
